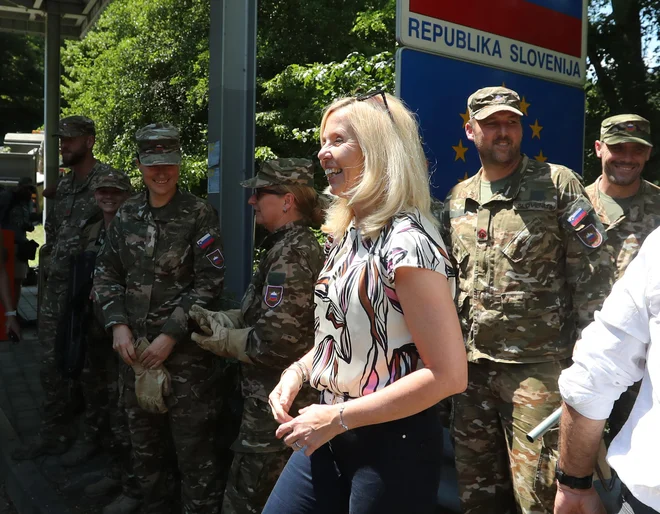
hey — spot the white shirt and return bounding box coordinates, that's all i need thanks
[559,227,660,510]
[311,210,455,403]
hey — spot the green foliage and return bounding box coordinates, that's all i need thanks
[61,0,210,194]
[585,0,660,183]
[0,34,43,137]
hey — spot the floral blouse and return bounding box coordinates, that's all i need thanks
[311,210,456,403]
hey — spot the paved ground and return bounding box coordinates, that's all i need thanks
[0,287,621,514]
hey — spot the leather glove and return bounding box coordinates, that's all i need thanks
[191,324,253,364]
[189,304,244,333]
[131,338,171,414]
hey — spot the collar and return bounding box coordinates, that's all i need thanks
[593,176,647,224]
[464,155,528,204]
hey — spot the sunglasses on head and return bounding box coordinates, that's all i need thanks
[355,90,394,122]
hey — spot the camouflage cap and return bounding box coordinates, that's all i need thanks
[92,170,132,192]
[53,116,96,137]
[135,123,181,166]
[600,114,653,147]
[468,86,523,120]
[240,158,314,188]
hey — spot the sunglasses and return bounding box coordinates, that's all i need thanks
[253,188,284,200]
[355,90,394,122]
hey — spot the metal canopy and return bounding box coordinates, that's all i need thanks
[0,0,112,39]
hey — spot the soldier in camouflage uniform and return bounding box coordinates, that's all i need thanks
[585,114,660,441]
[13,116,120,460]
[440,87,609,514]
[190,159,323,514]
[94,123,225,514]
[65,171,143,513]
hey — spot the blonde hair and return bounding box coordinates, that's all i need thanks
[319,93,432,240]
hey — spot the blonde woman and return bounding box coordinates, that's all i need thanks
[263,92,468,514]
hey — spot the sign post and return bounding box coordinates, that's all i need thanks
[396,0,589,199]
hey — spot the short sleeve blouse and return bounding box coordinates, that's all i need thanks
[311,210,456,403]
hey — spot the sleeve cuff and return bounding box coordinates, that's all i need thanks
[161,306,188,343]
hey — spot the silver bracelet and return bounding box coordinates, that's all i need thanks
[4,311,16,317]
[281,366,304,390]
[292,361,310,383]
[338,405,349,431]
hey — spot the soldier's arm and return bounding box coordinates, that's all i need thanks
[245,243,321,369]
[93,216,129,329]
[556,170,610,332]
[160,203,224,343]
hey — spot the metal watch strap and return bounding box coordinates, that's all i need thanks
[555,463,593,490]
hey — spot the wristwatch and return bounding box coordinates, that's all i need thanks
[555,463,593,489]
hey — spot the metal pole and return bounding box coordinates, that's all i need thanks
[43,7,61,238]
[207,0,257,303]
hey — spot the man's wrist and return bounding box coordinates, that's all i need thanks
[4,310,16,317]
[555,463,593,490]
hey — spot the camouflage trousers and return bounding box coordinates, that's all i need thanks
[452,359,569,514]
[222,450,291,514]
[222,397,292,514]
[38,279,77,442]
[81,336,140,498]
[120,349,220,513]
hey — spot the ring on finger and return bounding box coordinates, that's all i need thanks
[293,441,303,450]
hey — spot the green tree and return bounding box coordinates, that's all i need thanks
[61,0,211,192]
[585,0,660,183]
[0,33,44,138]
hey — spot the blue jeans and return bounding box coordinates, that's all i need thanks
[262,406,444,514]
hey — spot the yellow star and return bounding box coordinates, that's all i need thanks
[458,171,470,182]
[459,109,470,128]
[535,150,548,162]
[519,96,530,116]
[452,140,469,162]
[530,119,543,139]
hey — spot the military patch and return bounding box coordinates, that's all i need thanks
[205,248,225,269]
[567,207,588,227]
[197,233,215,249]
[267,271,286,286]
[576,224,604,248]
[264,285,283,308]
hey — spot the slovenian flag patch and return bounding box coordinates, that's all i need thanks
[567,208,587,227]
[197,233,215,249]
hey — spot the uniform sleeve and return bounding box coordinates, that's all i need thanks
[93,215,129,329]
[559,230,654,420]
[161,202,224,342]
[556,171,611,332]
[245,243,320,369]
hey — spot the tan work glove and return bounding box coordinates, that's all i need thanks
[191,320,253,364]
[189,304,244,333]
[132,338,172,414]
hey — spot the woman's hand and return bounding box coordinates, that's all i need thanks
[112,324,136,365]
[268,369,302,423]
[140,333,176,369]
[275,404,344,456]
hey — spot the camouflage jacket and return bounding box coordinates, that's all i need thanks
[232,220,322,453]
[45,161,117,282]
[93,189,225,345]
[586,177,660,285]
[240,220,323,401]
[441,155,609,364]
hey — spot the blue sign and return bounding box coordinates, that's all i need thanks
[396,48,586,201]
